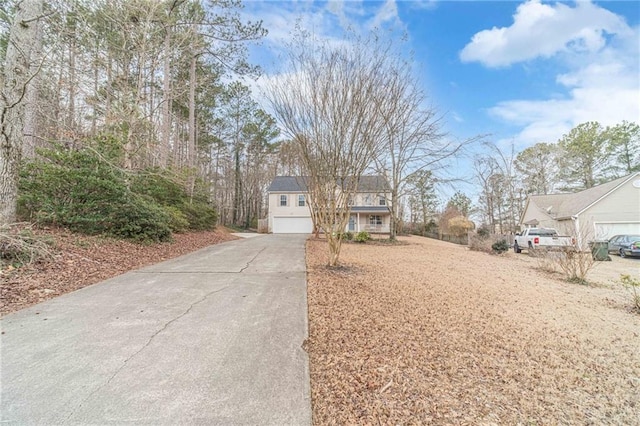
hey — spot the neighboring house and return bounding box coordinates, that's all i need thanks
[520,172,640,247]
[266,175,392,234]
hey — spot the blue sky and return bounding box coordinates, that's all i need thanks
[241,0,640,197]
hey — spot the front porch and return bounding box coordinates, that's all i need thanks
[348,207,391,234]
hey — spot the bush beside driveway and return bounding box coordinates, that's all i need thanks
[305,235,640,425]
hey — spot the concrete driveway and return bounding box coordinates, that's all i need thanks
[1,234,311,425]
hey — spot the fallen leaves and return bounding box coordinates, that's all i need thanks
[306,236,640,425]
[1,227,237,316]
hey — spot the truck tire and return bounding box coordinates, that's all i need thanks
[514,241,521,253]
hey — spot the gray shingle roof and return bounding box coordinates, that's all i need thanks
[267,175,390,193]
[266,176,308,192]
[347,175,392,192]
[351,206,390,213]
[528,173,639,219]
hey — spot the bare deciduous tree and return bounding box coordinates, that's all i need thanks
[267,33,391,266]
[371,49,482,240]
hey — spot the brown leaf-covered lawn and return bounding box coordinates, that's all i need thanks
[306,236,640,425]
[1,227,238,316]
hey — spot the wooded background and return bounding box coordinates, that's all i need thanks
[1,0,638,239]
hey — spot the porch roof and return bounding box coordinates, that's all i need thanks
[350,206,390,214]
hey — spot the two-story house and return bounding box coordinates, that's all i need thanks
[266,175,392,234]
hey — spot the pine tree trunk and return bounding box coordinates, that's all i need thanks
[233,147,241,225]
[1,0,44,225]
[188,54,197,168]
[160,28,171,167]
[67,31,77,137]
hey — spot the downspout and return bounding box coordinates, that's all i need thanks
[571,215,582,250]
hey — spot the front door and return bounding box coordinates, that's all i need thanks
[348,215,356,231]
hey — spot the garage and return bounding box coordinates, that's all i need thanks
[594,222,640,240]
[272,216,313,234]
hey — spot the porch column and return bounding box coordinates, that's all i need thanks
[357,212,360,232]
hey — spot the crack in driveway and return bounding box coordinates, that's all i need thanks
[239,247,265,273]
[63,285,229,422]
[133,247,267,275]
[63,247,268,422]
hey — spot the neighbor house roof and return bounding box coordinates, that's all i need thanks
[267,175,390,193]
[524,172,640,221]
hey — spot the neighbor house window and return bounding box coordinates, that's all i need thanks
[379,196,386,206]
[369,215,382,226]
[298,195,306,207]
[280,195,288,206]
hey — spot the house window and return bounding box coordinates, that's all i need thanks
[379,196,386,206]
[369,215,382,226]
[298,195,306,207]
[280,195,288,207]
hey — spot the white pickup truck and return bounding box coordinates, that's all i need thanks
[513,228,574,253]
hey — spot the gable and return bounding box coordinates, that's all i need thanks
[581,176,640,220]
[523,173,640,221]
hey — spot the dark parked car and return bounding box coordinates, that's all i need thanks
[607,235,640,258]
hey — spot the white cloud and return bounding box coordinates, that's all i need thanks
[326,0,351,30]
[409,0,438,12]
[458,1,640,148]
[451,112,463,123]
[489,23,639,148]
[459,0,631,67]
[369,0,400,30]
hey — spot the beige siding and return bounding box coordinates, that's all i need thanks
[351,193,389,207]
[268,190,393,233]
[268,193,312,233]
[578,179,640,241]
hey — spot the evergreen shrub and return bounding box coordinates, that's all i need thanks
[355,231,370,243]
[17,139,215,242]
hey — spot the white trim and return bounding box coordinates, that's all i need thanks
[594,220,640,224]
[593,221,640,241]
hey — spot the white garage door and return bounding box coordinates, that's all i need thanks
[594,222,640,240]
[272,217,313,234]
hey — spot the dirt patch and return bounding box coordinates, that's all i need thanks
[306,235,640,425]
[1,228,238,316]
